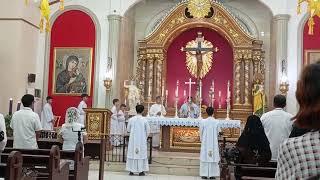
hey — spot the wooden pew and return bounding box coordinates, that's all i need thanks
[0,151,25,180]
[3,142,89,180]
[1,145,69,180]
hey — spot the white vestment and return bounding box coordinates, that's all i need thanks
[261,108,293,160]
[149,104,166,147]
[77,101,87,126]
[126,115,150,173]
[199,117,221,178]
[110,106,126,146]
[179,102,200,118]
[41,103,54,130]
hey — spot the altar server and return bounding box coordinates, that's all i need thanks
[41,96,55,130]
[111,99,126,146]
[126,105,150,176]
[77,94,88,126]
[179,97,200,118]
[149,96,166,147]
[199,107,221,179]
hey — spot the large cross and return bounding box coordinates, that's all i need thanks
[181,32,219,80]
[185,78,196,103]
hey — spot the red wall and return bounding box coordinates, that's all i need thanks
[166,27,233,108]
[303,16,320,64]
[48,10,96,124]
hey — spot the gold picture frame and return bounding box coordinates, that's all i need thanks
[52,47,93,96]
[304,50,320,65]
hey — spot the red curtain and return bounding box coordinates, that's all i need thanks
[166,27,233,108]
[48,10,96,125]
[303,16,320,64]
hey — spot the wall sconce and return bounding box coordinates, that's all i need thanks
[104,78,112,91]
[279,59,289,95]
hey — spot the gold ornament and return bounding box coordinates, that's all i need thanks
[188,0,211,18]
[185,39,214,79]
[298,0,320,35]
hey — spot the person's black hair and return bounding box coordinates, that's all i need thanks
[81,94,88,98]
[46,96,53,101]
[21,94,34,107]
[156,96,161,100]
[136,105,144,114]
[120,104,126,108]
[65,55,79,70]
[113,99,119,105]
[206,107,214,116]
[273,94,286,108]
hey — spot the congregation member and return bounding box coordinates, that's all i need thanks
[0,113,7,154]
[235,115,271,180]
[199,107,220,179]
[126,105,150,176]
[77,93,88,126]
[179,97,200,118]
[10,94,42,149]
[276,63,320,179]
[149,96,166,147]
[41,96,55,130]
[111,99,126,146]
[58,107,88,170]
[260,95,293,160]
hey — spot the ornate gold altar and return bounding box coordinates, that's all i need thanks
[84,108,111,140]
[135,1,266,149]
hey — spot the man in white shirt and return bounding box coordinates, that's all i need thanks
[10,94,42,149]
[260,94,293,160]
[126,105,150,176]
[77,94,88,126]
[149,96,166,148]
[41,96,54,130]
[199,107,220,179]
[179,97,200,118]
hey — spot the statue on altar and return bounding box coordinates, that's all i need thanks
[124,80,141,115]
[252,79,266,117]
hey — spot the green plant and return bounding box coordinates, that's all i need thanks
[4,114,13,137]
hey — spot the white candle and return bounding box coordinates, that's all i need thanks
[212,80,215,93]
[148,86,151,97]
[175,89,178,97]
[161,86,164,97]
[227,80,231,98]
[176,80,179,96]
[183,90,186,97]
[199,80,202,99]
[219,91,221,97]
[166,90,168,96]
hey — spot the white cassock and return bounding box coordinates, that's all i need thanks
[179,103,200,118]
[77,100,87,126]
[110,106,126,146]
[149,103,166,147]
[41,103,54,130]
[126,115,150,173]
[199,117,221,178]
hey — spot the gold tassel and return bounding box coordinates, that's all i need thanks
[60,0,64,11]
[39,18,44,33]
[308,17,315,35]
[45,21,50,32]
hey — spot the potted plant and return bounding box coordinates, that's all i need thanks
[4,114,13,137]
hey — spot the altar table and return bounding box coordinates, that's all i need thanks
[146,117,241,152]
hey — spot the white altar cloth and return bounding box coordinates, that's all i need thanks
[146,117,241,133]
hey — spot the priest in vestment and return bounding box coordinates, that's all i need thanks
[77,94,88,126]
[41,96,54,130]
[199,107,221,179]
[126,105,150,176]
[179,97,200,118]
[149,96,166,147]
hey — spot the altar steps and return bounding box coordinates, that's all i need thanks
[89,151,201,176]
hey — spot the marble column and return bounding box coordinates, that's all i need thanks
[272,14,290,95]
[107,14,122,108]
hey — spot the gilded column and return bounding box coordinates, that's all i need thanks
[107,14,122,108]
[155,56,163,97]
[244,58,251,105]
[147,56,154,99]
[234,50,242,105]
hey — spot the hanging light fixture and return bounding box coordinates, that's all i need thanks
[188,0,211,18]
[298,0,320,35]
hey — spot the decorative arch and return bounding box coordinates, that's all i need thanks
[137,1,265,113]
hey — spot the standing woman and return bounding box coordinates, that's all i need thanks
[276,63,320,179]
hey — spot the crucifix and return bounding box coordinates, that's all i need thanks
[181,32,219,80]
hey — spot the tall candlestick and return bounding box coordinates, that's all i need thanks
[17,101,21,111]
[165,90,168,96]
[9,98,13,115]
[199,80,203,119]
[148,83,152,97]
[176,80,179,97]
[227,80,231,98]
[212,80,215,93]
[165,90,168,108]
[218,91,222,109]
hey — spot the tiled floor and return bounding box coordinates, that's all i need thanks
[88,171,206,180]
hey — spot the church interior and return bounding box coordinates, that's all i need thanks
[0,0,320,179]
